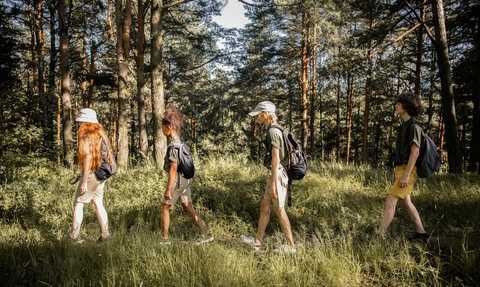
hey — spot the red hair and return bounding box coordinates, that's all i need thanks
[77,123,114,171]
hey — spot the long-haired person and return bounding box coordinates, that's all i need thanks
[71,108,115,243]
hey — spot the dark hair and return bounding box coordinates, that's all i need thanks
[396,92,422,117]
[162,107,184,132]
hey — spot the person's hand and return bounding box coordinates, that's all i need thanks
[80,182,88,194]
[164,189,172,200]
[399,174,409,188]
[269,184,278,199]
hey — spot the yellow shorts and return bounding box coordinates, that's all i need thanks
[389,165,418,199]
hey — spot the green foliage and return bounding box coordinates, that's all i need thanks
[1,157,480,286]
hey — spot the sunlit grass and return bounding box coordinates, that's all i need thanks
[0,157,479,286]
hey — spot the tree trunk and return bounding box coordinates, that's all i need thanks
[469,27,480,173]
[345,73,353,166]
[45,3,56,159]
[137,0,149,158]
[431,0,462,173]
[427,50,436,134]
[151,0,167,166]
[336,74,341,162]
[309,6,317,158]
[362,53,372,164]
[80,8,88,108]
[88,6,112,108]
[300,11,309,151]
[115,0,132,172]
[414,0,426,95]
[58,0,73,168]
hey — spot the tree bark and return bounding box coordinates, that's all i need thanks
[431,0,462,173]
[88,5,112,108]
[151,0,167,166]
[469,26,480,173]
[414,0,426,95]
[346,73,353,166]
[58,0,73,168]
[362,52,372,164]
[300,11,309,151]
[115,0,132,172]
[336,74,341,162]
[137,0,149,158]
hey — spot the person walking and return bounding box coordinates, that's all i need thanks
[71,108,115,243]
[377,92,429,240]
[241,101,296,253]
[160,107,213,244]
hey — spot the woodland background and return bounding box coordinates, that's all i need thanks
[0,0,479,174]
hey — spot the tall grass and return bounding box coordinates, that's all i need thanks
[0,156,479,286]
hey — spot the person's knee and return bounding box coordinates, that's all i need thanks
[385,195,398,206]
[161,203,171,212]
[260,203,271,215]
[273,206,285,216]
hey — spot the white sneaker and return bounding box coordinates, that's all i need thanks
[159,239,171,245]
[274,245,297,253]
[194,235,214,245]
[241,235,261,250]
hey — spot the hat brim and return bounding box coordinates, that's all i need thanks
[75,117,98,123]
[248,111,261,117]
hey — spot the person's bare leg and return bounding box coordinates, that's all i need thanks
[377,194,399,234]
[71,202,85,239]
[182,202,208,236]
[161,203,171,240]
[254,199,272,245]
[273,207,294,247]
[92,199,109,237]
[399,194,426,234]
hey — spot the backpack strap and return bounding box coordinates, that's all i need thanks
[265,123,290,169]
[167,142,183,188]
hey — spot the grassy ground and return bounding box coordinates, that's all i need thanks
[0,156,479,286]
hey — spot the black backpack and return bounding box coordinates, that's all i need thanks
[266,124,308,181]
[408,120,441,178]
[167,141,196,179]
[95,138,117,180]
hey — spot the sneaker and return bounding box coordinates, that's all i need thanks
[241,235,261,250]
[71,235,84,244]
[159,239,171,245]
[410,232,429,241]
[194,235,214,245]
[274,245,297,253]
[97,235,111,243]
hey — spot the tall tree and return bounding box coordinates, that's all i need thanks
[431,0,462,173]
[58,0,74,168]
[136,0,149,158]
[115,0,132,172]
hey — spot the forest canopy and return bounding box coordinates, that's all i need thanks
[0,0,479,174]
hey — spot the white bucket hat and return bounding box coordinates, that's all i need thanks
[248,101,276,117]
[75,108,98,123]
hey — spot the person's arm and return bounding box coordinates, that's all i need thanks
[399,143,419,187]
[164,161,178,200]
[269,146,280,199]
[80,155,92,194]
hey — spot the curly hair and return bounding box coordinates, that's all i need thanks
[396,92,422,117]
[162,107,184,132]
[259,111,277,125]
